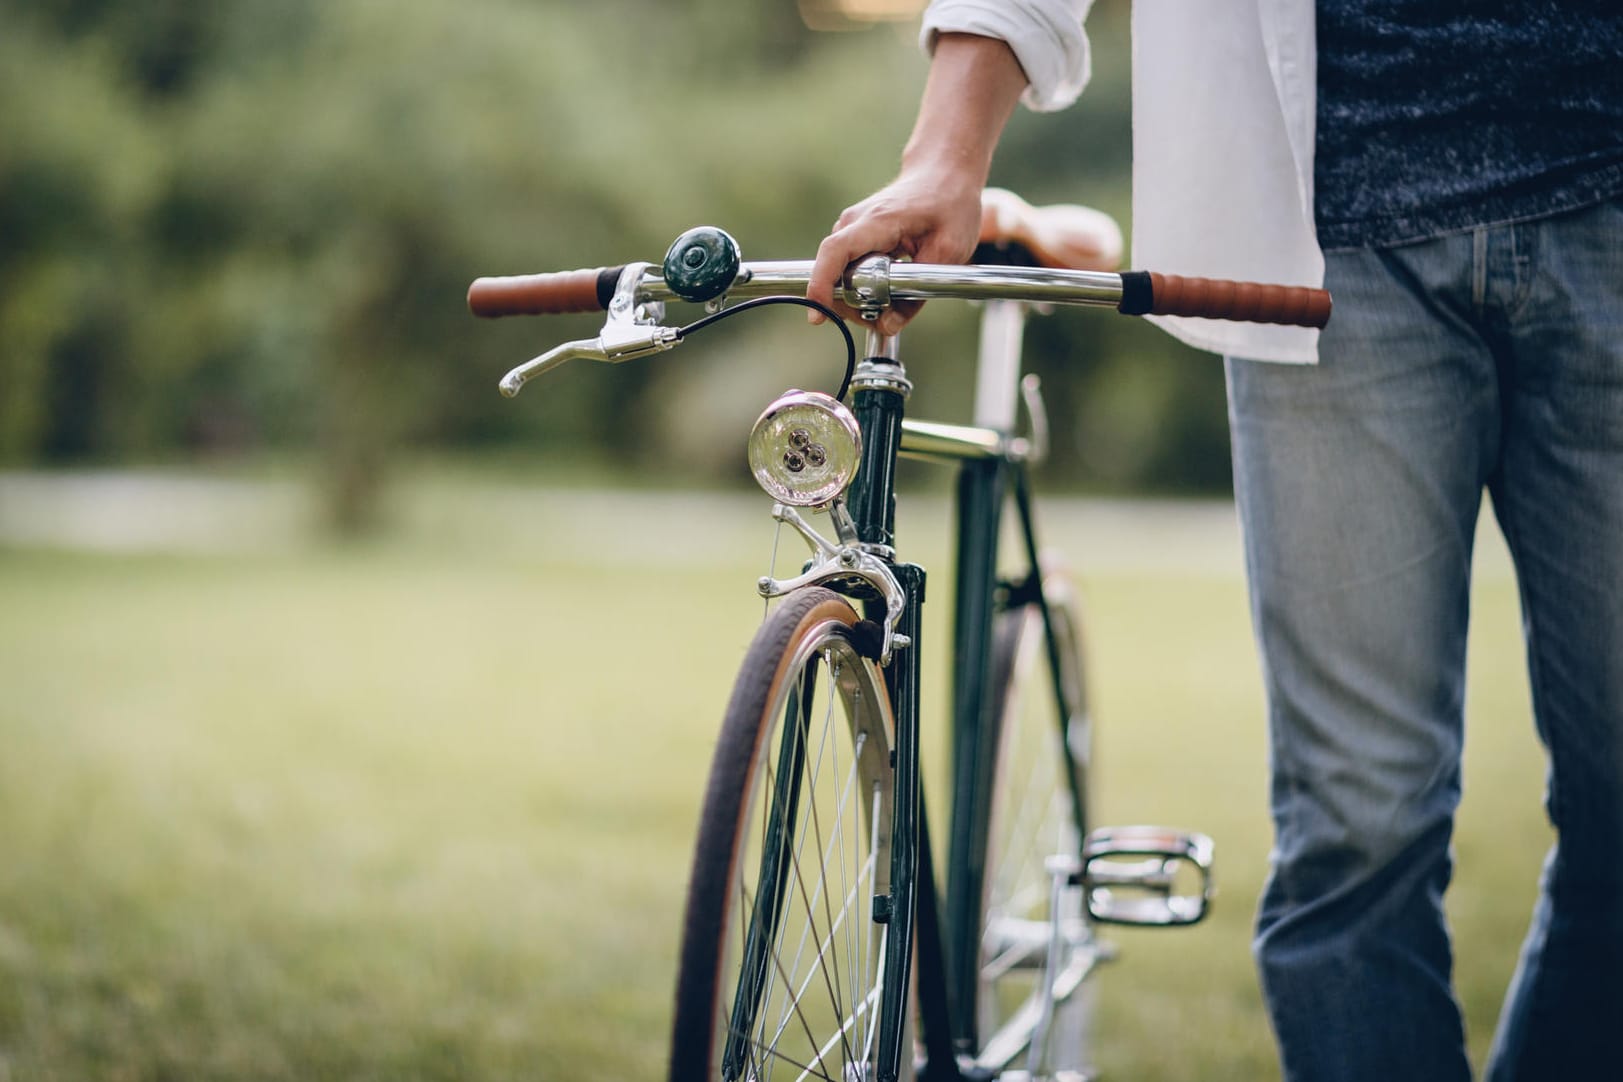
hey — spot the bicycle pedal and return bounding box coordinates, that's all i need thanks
[1077,826,1214,927]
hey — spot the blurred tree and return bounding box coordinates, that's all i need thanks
[0,0,1231,534]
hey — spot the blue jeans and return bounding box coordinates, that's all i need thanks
[1226,197,1623,1082]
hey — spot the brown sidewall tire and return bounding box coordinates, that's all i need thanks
[667,588,897,1082]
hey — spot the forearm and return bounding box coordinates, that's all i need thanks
[808,33,1032,332]
[899,33,1030,190]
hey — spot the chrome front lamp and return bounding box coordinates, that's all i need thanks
[746,390,862,508]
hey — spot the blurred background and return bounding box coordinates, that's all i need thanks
[0,0,1227,533]
[0,1,1548,1079]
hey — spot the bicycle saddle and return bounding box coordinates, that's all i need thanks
[978,186,1123,272]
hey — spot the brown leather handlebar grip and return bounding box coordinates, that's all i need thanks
[1118,270,1331,329]
[467,266,625,318]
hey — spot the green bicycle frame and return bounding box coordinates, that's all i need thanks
[840,348,1087,1082]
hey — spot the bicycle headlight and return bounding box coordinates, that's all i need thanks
[747,390,862,508]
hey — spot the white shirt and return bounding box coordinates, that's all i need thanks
[922,0,1323,363]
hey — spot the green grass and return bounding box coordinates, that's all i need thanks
[0,488,1547,1081]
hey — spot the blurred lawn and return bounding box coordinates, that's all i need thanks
[0,475,1548,1080]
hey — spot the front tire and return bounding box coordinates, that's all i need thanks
[669,588,904,1082]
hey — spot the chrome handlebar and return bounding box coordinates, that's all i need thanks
[637,255,1125,313]
[496,256,1123,400]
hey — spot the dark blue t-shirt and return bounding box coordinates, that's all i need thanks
[1315,1,1623,250]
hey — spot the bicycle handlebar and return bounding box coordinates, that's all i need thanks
[468,258,1331,329]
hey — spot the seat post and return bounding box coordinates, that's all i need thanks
[972,299,1029,433]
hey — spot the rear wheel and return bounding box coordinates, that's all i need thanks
[668,588,906,1082]
[975,563,1101,1079]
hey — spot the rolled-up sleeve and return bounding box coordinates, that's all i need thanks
[920,0,1094,112]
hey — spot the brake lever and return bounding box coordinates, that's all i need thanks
[498,262,679,398]
[497,326,681,397]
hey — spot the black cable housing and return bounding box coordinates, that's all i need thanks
[674,296,858,402]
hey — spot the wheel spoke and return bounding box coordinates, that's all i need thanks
[797,668,855,1069]
[721,1017,840,1082]
[765,847,877,1055]
[766,729,869,1060]
[804,982,884,1082]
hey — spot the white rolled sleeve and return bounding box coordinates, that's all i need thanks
[920,0,1094,112]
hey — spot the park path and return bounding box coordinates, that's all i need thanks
[0,469,1513,579]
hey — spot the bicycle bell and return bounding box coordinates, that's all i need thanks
[662,226,741,304]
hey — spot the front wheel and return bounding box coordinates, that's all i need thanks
[668,588,906,1082]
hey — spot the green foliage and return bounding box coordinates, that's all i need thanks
[0,1,1230,528]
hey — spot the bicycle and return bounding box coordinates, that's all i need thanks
[467,190,1331,1082]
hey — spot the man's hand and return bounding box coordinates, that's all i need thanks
[809,170,982,337]
[807,33,1029,338]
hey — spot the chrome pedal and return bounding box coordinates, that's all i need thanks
[1078,826,1214,927]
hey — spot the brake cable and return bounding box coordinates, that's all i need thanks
[673,297,858,402]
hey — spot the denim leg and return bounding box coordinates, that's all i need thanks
[1483,199,1623,1082]
[1227,238,1499,1082]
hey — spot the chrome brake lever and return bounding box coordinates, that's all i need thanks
[497,327,680,397]
[498,262,678,398]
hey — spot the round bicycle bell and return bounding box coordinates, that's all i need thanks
[662,226,742,304]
